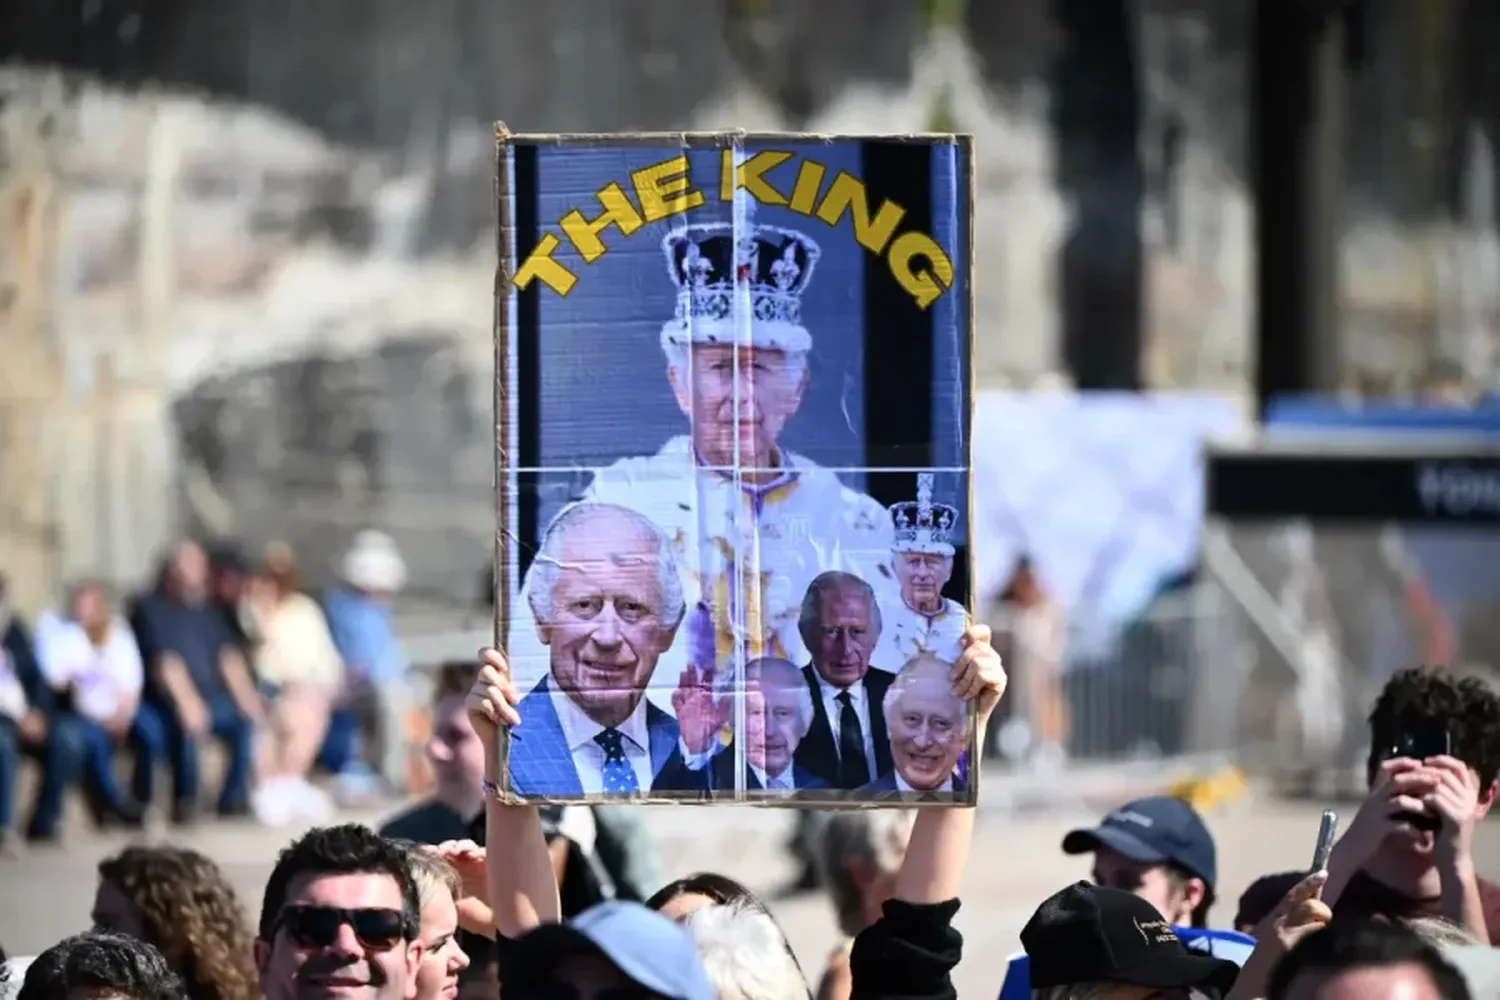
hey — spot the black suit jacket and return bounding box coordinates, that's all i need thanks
[794,664,896,789]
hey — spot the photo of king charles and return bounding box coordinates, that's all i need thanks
[860,652,971,801]
[708,656,829,796]
[504,502,719,799]
[508,204,893,693]
[870,472,970,673]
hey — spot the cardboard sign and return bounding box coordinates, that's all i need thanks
[493,128,975,806]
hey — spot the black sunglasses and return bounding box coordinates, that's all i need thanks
[277,906,412,951]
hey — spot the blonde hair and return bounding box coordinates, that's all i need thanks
[1404,915,1482,949]
[388,840,461,908]
[681,902,808,1000]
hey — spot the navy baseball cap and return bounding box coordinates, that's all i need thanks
[1061,795,1218,892]
[501,901,715,1000]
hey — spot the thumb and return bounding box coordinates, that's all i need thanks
[1275,870,1329,917]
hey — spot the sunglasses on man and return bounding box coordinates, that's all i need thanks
[277,905,414,952]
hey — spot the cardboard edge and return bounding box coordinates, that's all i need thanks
[487,128,980,809]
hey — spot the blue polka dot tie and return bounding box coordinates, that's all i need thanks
[595,728,640,795]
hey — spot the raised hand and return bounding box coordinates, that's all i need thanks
[671,664,730,756]
[951,623,1007,721]
[467,647,522,747]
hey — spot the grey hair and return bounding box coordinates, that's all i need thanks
[1030,985,1116,1000]
[1405,915,1483,949]
[745,657,814,739]
[663,342,809,382]
[796,571,883,645]
[387,840,461,910]
[814,811,914,937]
[882,653,966,734]
[525,502,685,629]
[680,902,809,1000]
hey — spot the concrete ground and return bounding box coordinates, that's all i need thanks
[1,795,1496,999]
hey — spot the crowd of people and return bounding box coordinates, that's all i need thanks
[0,530,417,845]
[0,625,1497,1000]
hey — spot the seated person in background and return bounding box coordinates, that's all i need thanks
[813,811,915,1000]
[1020,883,1239,1000]
[997,792,1254,998]
[859,653,969,798]
[130,539,263,825]
[320,529,414,800]
[34,580,147,827]
[242,544,341,826]
[382,662,487,845]
[1266,917,1472,1000]
[0,588,87,847]
[1236,667,1500,944]
[17,932,185,1000]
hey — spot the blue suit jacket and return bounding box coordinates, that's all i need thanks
[507,677,706,798]
[708,745,830,795]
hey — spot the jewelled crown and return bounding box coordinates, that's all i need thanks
[659,202,821,354]
[890,473,958,556]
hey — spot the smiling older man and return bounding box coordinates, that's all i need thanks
[506,502,718,798]
[860,653,970,799]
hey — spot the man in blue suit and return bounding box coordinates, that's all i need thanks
[709,657,829,796]
[859,653,970,802]
[506,502,716,799]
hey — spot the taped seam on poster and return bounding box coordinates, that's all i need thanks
[513,149,955,309]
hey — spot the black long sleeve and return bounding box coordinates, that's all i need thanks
[848,898,962,1000]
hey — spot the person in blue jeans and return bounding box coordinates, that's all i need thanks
[128,541,265,825]
[0,593,89,846]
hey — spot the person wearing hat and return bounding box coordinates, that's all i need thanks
[998,796,1255,1000]
[500,900,715,1000]
[505,207,893,715]
[1019,882,1241,1000]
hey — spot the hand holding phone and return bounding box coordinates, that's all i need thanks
[1310,809,1338,893]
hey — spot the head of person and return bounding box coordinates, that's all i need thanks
[387,842,470,1000]
[1061,795,1218,928]
[1001,555,1041,607]
[18,932,184,1000]
[1364,668,1500,859]
[340,531,408,601]
[255,824,423,1000]
[501,901,714,1000]
[93,846,260,1000]
[888,478,958,612]
[257,543,301,603]
[426,663,486,806]
[647,873,773,924]
[884,654,968,791]
[680,903,809,1000]
[798,572,882,689]
[744,657,814,779]
[526,503,686,729]
[208,545,251,605]
[162,540,210,603]
[1268,918,1472,1000]
[893,549,954,612]
[816,811,915,937]
[70,579,113,643]
[659,222,817,473]
[1022,882,1238,1000]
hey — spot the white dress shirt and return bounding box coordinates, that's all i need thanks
[34,615,143,723]
[750,761,796,792]
[895,770,954,794]
[812,671,878,779]
[549,688,710,794]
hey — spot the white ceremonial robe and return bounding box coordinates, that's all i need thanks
[506,436,892,703]
[869,595,969,673]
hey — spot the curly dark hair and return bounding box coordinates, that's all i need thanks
[1268,919,1469,1000]
[1367,667,1500,788]
[97,846,260,1000]
[259,824,420,941]
[18,931,186,1000]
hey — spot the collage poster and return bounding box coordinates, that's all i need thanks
[495,131,975,805]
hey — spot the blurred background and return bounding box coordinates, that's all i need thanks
[4,0,1500,804]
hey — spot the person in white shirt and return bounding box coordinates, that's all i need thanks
[859,653,969,799]
[710,657,828,795]
[33,580,146,826]
[870,473,969,672]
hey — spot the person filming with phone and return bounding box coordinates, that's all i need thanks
[1236,667,1500,944]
